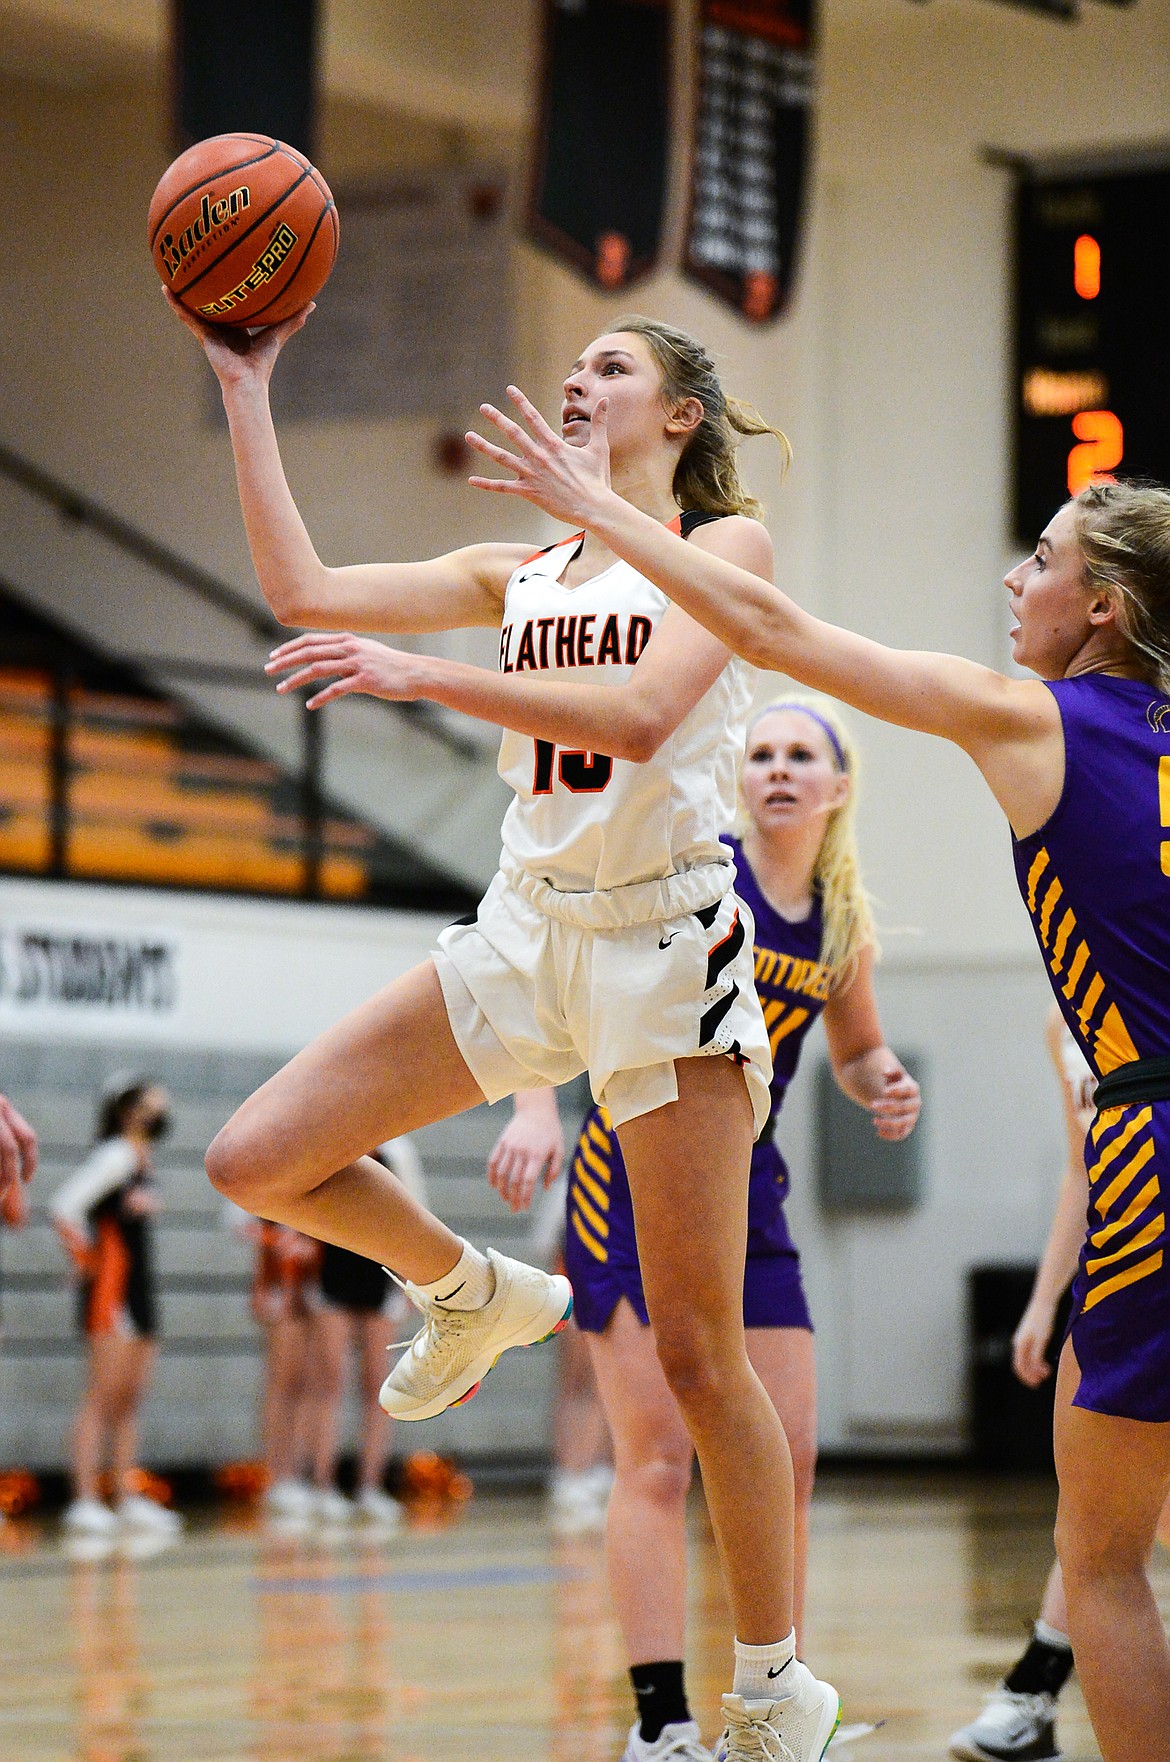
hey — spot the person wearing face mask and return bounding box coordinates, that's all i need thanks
[492,699,920,1762]
[51,1074,181,1537]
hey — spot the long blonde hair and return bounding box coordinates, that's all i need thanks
[741,696,878,987]
[612,315,791,519]
[1073,481,1170,692]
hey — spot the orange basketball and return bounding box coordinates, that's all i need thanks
[149,133,338,327]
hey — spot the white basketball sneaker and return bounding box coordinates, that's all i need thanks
[717,1662,840,1762]
[379,1247,573,1421]
[949,1688,1062,1761]
[622,1720,713,1762]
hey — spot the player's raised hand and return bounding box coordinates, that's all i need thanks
[162,287,315,389]
[467,387,612,527]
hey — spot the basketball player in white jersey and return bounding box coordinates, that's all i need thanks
[166,292,841,1762]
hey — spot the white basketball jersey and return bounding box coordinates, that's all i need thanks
[496,527,755,894]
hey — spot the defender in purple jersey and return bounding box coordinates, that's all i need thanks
[481,411,1170,1762]
[491,703,919,1762]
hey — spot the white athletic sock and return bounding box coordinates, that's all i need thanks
[733,1630,797,1700]
[1033,1618,1072,1651]
[412,1241,496,1311]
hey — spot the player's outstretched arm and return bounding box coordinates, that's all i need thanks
[266,595,737,762]
[162,290,523,633]
[466,387,1064,832]
[821,946,921,1143]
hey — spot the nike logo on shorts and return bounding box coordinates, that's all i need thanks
[658,931,681,949]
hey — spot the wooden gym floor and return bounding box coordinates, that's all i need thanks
[0,1469,1145,1762]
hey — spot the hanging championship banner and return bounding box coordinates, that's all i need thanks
[683,0,816,322]
[527,0,671,290]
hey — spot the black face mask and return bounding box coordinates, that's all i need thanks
[143,1111,171,1142]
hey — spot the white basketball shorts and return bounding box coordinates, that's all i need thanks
[432,860,772,1132]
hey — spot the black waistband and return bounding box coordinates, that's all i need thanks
[1095,1056,1170,1113]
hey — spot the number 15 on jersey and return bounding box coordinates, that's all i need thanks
[533,739,614,795]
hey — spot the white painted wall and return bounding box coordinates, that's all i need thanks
[2,0,1168,1451]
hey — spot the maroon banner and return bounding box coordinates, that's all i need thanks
[683,0,816,322]
[527,0,671,290]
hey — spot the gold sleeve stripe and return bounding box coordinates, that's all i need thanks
[1039,877,1064,945]
[1080,1248,1163,1314]
[572,1159,610,1213]
[1094,1136,1156,1219]
[572,1187,609,1240]
[1089,1174,1160,1250]
[1088,1108,1153,1182]
[1060,942,1090,1002]
[1076,972,1105,1038]
[1026,849,1050,911]
[1050,908,1077,973]
[570,1208,608,1263]
[1084,1211,1164,1277]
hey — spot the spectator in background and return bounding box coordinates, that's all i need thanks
[487,1094,613,1534]
[234,1212,323,1521]
[306,1139,426,1528]
[51,1074,180,1538]
[0,1091,37,1217]
[0,1093,35,1526]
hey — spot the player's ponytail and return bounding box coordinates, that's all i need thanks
[1074,481,1170,692]
[741,697,878,988]
[613,315,790,520]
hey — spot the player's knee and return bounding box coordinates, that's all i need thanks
[205,1119,268,1205]
[653,1324,724,1416]
[1054,1501,1125,1585]
[626,1447,692,1511]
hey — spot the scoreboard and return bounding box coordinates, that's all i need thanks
[1014,163,1170,544]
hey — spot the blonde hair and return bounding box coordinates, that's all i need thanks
[612,315,791,519]
[741,696,878,987]
[1073,481,1170,692]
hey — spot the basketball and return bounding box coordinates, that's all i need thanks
[148,133,338,327]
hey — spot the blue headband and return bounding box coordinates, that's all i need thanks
[751,702,848,772]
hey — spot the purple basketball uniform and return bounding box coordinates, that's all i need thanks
[565,835,832,1332]
[1013,675,1170,1421]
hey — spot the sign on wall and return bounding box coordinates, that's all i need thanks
[683,0,816,322]
[527,0,671,290]
[0,924,181,1025]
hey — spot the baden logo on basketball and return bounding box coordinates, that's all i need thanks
[158,185,251,280]
[197,224,299,318]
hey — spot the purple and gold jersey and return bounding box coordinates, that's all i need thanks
[1013,675,1170,1419]
[565,837,831,1333]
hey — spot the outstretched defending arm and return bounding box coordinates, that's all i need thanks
[465,388,1063,831]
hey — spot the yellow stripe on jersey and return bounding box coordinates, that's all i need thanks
[1093,1134,1156,1218]
[762,999,811,1058]
[570,1207,608,1264]
[572,1156,610,1213]
[586,1119,611,1157]
[571,1186,609,1240]
[1026,849,1050,911]
[1051,909,1077,973]
[1088,1107,1153,1182]
[1081,1248,1163,1314]
[1025,847,1142,1077]
[1038,877,1064,945]
[1084,1213,1164,1278]
[1089,1175,1160,1251]
[580,1139,611,1186]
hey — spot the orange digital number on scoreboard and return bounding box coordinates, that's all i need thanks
[1067,409,1123,497]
